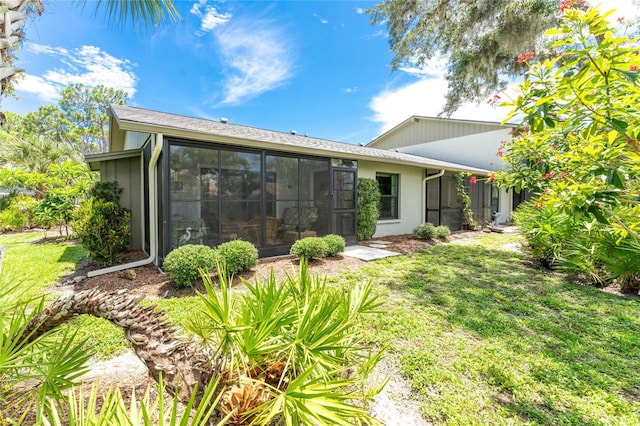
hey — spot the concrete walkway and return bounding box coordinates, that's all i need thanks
[343,240,401,261]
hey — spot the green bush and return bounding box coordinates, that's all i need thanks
[72,181,130,266]
[435,225,451,239]
[217,240,258,274]
[0,207,28,231]
[414,222,437,240]
[290,237,328,259]
[0,194,37,231]
[163,244,218,287]
[189,260,384,425]
[357,178,380,240]
[323,234,346,256]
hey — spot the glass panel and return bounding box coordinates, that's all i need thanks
[334,212,356,236]
[300,158,330,236]
[219,150,261,201]
[426,179,439,210]
[266,155,299,246]
[169,145,219,250]
[333,171,355,210]
[376,173,399,219]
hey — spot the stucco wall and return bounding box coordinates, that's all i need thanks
[358,160,424,237]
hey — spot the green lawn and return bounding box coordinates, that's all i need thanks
[2,231,639,424]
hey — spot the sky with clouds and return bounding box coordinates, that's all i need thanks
[4,0,639,145]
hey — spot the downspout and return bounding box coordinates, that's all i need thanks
[421,169,445,224]
[87,133,163,277]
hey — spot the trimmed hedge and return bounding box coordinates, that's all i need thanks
[323,234,346,257]
[413,222,437,240]
[290,237,328,260]
[163,244,218,287]
[217,239,258,274]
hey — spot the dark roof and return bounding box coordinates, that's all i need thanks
[110,105,491,174]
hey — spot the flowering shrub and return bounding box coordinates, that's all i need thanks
[498,5,640,292]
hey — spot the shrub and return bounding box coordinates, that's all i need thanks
[290,237,328,259]
[217,240,258,275]
[0,195,37,231]
[72,181,130,266]
[435,225,451,239]
[163,244,218,287]
[323,234,346,256]
[414,222,437,240]
[191,260,384,425]
[0,207,28,231]
[357,178,380,240]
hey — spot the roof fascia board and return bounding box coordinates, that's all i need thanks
[115,120,489,174]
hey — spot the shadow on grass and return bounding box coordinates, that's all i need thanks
[57,244,87,265]
[376,243,640,423]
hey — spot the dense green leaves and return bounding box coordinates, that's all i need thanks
[499,5,640,292]
[188,261,384,425]
[357,178,380,240]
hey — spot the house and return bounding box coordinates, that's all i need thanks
[368,115,527,226]
[85,105,494,270]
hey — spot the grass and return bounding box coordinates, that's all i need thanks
[346,235,640,424]
[3,230,640,424]
[0,231,86,299]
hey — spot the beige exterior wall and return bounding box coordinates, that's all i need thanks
[358,160,425,237]
[371,117,507,151]
[99,154,143,250]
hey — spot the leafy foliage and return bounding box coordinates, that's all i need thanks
[414,222,437,240]
[217,239,258,275]
[357,178,380,240]
[435,225,451,239]
[498,6,640,292]
[72,181,130,266]
[454,173,480,231]
[163,244,218,287]
[289,236,328,260]
[323,234,346,257]
[0,194,37,231]
[188,261,385,425]
[367,0,563,114]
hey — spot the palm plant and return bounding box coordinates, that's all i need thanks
[188,261,386,425]
[0,281,91,423]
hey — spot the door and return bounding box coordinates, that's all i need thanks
[332,169,357,244]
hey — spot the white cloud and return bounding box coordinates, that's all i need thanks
[190,0,231,32]
[356,7,365,15]
[370,77,514,133]
[215,20,294,105]
[13,74,60,102]
[342,87,358,93]
[14,43,137,102]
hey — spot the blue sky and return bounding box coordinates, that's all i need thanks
[5,1,638,145]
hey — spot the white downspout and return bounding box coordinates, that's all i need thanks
[87,133,163,277]
[421,169,445,224]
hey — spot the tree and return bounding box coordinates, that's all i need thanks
[497,6,640,291]
[59,84,129,153]
[367,0,571,115]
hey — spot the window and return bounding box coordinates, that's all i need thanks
[376,173,399,219]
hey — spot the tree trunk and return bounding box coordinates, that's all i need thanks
[21,288,215,404]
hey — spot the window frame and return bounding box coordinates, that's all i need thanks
[376,172,399,220]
